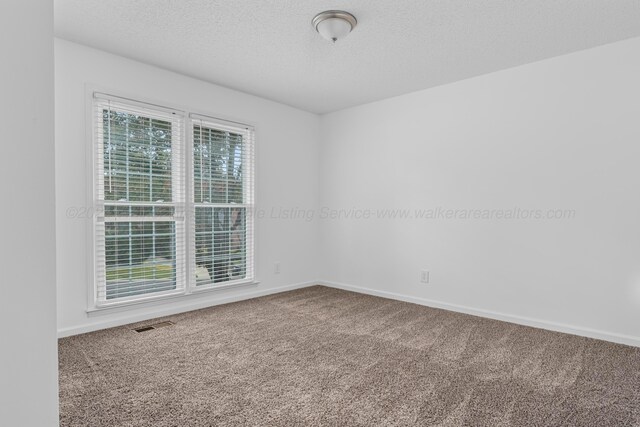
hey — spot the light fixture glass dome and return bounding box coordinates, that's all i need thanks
[312,11,357,43]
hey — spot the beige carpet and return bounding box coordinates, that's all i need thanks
[59,285,640,426]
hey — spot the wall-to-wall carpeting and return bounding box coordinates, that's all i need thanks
[58,286,640,426]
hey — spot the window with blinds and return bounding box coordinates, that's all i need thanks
[92,93,254,308]
[191,115,254,288]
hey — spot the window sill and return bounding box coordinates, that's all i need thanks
[86,280,260,315]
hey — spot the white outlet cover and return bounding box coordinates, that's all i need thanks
[421,270,429,283]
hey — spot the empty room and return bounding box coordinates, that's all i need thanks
[2,1,640,426]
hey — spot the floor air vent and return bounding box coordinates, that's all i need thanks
[133,321,174,333]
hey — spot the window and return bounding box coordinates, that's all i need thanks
[191,115,254,287]
[92,94,254,308]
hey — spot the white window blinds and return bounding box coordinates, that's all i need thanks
[92,94,255,308]
[190,114,255,288]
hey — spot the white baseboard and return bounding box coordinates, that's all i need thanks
[319,280,640,348]
[59,279,640,348]
[58,281,317,338]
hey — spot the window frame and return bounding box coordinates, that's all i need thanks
[87,91,256,311]
[187,114,255,294]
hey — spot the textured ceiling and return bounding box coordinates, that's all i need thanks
[54,0,640,114]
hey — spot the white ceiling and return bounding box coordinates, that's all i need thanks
[55,0,640,114]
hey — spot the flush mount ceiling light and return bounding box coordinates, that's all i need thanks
[312,10,357,43]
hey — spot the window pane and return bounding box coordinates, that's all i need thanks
[104,221,177,299]
[194,206,247,285]
[193,126,244,204]
[103,110,173,203]
[104,205,175,218]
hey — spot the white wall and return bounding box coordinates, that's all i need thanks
[56,35,640,347]
[55,39,320,336]
[320,36,640,346]
[0,1,58,426]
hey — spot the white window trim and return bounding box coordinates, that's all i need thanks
[86,89,258,312]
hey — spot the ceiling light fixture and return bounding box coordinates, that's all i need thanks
[312,10,357,43]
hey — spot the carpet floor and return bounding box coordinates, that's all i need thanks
[58,285,640,426]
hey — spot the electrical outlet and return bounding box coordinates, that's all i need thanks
[420,270,429,284]
[274,262,281,274]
